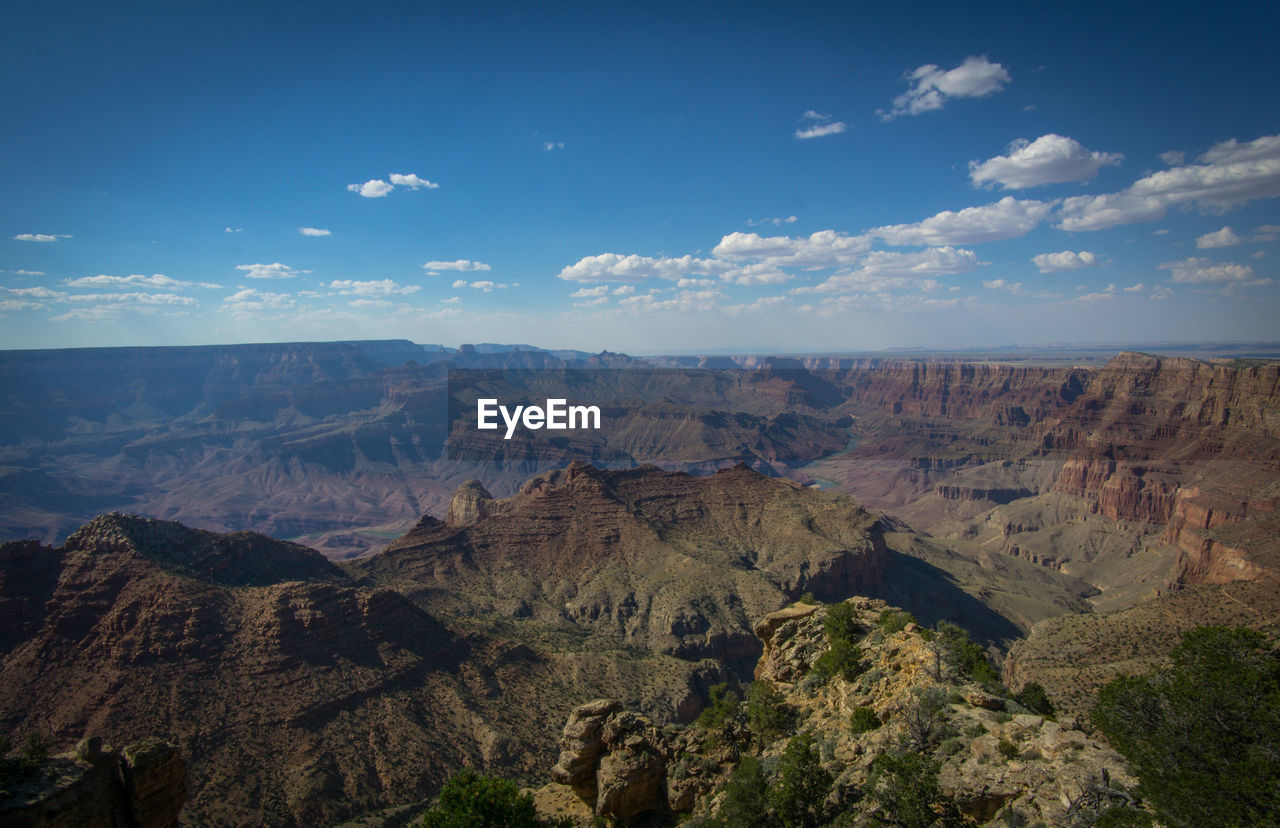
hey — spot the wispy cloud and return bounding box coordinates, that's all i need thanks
[63,273,218,290]
[298,227,331,237]
[452,279,509,292]
[1159,256,1255,283]
[422,259,492,272]
[881,55,1010,120]
[235,262,309,280]
[969,134,1122,189]
[543,141,565,151]
[224,226,243,233]
[794,110,847,139]
[328,279,420,296]
[745,216,798,227]
[13,233,71,242]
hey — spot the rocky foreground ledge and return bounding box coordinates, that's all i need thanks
[0,736,186,827]
[535,597,1139,826]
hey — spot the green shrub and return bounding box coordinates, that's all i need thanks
[935,621,999,684]
[963,722,987,738]
[769,733,832,828]
[418,768,571,828]
[996,739,1019,760]
[797,592,819,605]
[1094,806,1155,827]
[704,755,774,828]
[866,751,966,828]
[849,706,881,735]
[1013,682,1055,718]
[813,637,865,682]
[697,683,741,731]
[1092,626,1280,827]
[900,686,952,753]
[878,609,917,635]
[746,682,794,744]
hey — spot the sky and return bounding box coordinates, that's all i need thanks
[2,0,1279,354]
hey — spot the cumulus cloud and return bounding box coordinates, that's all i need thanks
[1058,134,1280,231]
[618,288,727,313]
[299,227,331,237]
[797,247,981,294]
[328,279,421,296]
[1032,250,1100,273]
[63,273,218,290]
[1195,226,1243,248]
[871,197,1053,246]
[969,134,1122,189]
[389,173,439,190]
[1159,151,1186,166]
[882,55,1010,119]
[712,230,871,268]
[982,278,1024,293]
[422,259,491,272]
[557,253,732,283]
[4,286,65,300]
[347,179,393,198]
[13,233,71,242]
[235,262,309,280]
[612,285,635,295]
[1159,257,1255,283]
[571,285,610,298]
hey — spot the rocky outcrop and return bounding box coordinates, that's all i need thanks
[540,597,1143,826]
[549,701,691,822]
[0,737,186,827]
[445,479,494,527]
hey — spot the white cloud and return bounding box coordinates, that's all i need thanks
[969,134,1122,189]
[1159,151,1186,166]
[4,286,65,300]
[618,288,727,313]
[744,216,798,227]
[235,262,309,280]
[1032,250,1099,273]
[348,298,393,309]
[1123,283,1145,292]
[1153,229,1170,235]
[543,141,565,151]
[571,285,610,298]
[65,292,196,306]
[1199,135,1280,165]
[441,296,461,304]
[795,111,847,139]
[797,247,981,294]
[712,230,871,268]
[8,270,44,276]
[558,253,731,283]
[63,273,218,290]
[1058,134,1280,231]
[795,122,847,139]
[422,259,491,272]
[0,299,43,312]
[14,233,71,242]
[1253,224,1280,242]
[676,278,717,289]
[221,288,296,316]
[871,197,1053,246]
[328,279,421,296]
[573,296,610,307]
[389,173,439,190]
[347,179,393,198]
[1151,285,1175,300]
[1195,226,1243,248]
[882,55,1010,119]
[299,227,331,237]
[612,284,635,295]
[1254,251,1267,259]
[982,278,1023,293]
[224,226,243,233]
[451,279,509,292]
[1159,257,1255,283]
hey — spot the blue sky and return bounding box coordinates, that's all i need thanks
[3,0,1278,353]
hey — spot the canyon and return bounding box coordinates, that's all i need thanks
[1,340,1278,824]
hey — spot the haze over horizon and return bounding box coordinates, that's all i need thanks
[3,1,1278,353]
